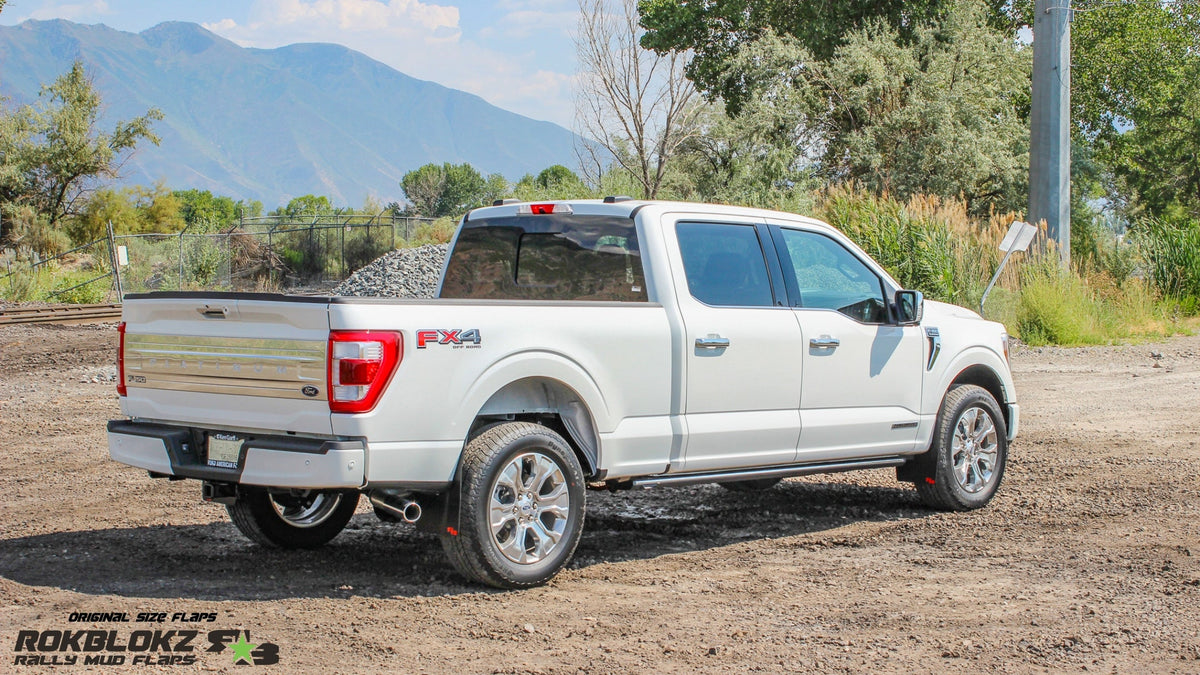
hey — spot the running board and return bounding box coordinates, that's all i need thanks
[631,457,907,489]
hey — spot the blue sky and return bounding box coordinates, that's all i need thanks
[0,0,580,127]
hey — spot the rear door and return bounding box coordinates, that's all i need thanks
[663,216,805,472]
[119,294,334,436]
[766,224,924,460]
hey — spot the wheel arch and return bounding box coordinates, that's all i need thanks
[467,376,602,478]
[946,364,1010,433]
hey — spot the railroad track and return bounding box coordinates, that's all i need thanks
[0,303,123,326]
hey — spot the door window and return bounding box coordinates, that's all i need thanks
[675,222,774,307]
[776,228,889,323]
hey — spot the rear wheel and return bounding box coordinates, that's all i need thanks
[227,488,359,549]
[915,385,1008,511]
[440,422,586,589]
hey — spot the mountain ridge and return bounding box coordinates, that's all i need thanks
[0,19,582,207]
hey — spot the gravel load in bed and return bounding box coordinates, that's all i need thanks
[333,244,449,297]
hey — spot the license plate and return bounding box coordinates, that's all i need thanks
[207,433,243,468]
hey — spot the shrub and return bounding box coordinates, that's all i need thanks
[1133,217,1200,306]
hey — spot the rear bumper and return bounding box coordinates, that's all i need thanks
[106,420,364,489]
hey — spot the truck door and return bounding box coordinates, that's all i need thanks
[665,217,805,472]
[767,223,924,460]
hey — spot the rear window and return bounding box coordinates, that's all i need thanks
[440,214,648,301]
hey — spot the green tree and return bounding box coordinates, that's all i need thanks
[535,165,583,190]
[400,163,446,216]
[276,194,334,218]
[69,187,138,243]
[709,2,1030,213]
[130,183,184,233]
[1068,1,1200,220]
[175,188,238,227]
[1,61,162,230]
[400,162,492,217]
[638,0,1011,114]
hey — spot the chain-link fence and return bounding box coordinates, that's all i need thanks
[1,214,438,301]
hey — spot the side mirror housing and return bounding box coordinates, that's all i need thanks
[894,290,924,325]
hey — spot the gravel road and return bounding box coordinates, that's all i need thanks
[1,323,1197,673]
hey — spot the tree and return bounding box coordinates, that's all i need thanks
[276,194,333,218]
[175,189,238,227]
[706,3,1030,214]
[399,162,492,217]
[576,0,699,198]
[638,0,1012,114]
[2,61,162,229]
[1067,1,1200,220]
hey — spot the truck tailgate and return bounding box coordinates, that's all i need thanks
[119,295,334,436]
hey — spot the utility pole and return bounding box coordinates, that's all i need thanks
[1029,0,1072,265]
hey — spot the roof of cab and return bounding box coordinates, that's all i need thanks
[466,198,832,232]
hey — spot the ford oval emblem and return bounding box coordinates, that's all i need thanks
[301,385,320,398]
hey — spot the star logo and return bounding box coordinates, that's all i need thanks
[229,633,258,665]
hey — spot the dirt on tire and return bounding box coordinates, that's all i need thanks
[1,323,1198,673]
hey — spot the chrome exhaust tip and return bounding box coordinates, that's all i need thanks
[369,492,422,523]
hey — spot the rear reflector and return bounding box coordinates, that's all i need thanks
[517,203,573,215]
[117,321,127,397]
[328,331,402,414]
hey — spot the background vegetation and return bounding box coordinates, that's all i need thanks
[1,0,1196,346]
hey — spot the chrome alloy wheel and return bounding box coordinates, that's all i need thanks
[269,491,344,528]
[488,452,571,564]
[951,407,999,493]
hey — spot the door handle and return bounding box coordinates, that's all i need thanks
[695,335,731,349]
[809,335,840,349]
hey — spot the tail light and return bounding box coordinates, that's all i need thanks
[327,331,402,413]
[117,322,127,397]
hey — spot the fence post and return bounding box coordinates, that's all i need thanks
[106,221,124,300]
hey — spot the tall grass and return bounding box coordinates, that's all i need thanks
[811,185,1192,345]
[1133,217,1200,312]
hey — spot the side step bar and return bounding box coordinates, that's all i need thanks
[631,456,907,489]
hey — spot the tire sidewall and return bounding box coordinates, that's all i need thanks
[465,429,586,586]
[240,488,359,549]
[935,387,1008,509]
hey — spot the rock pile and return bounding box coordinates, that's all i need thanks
[333,244,449,298]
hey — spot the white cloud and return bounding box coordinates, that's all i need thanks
[203,0,578,128]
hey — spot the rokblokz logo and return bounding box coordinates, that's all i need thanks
[13,612,280,667]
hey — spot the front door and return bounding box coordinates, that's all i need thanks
[768,224,925,461]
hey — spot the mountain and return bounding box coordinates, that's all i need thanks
[0,19,583,207]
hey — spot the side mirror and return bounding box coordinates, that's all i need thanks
[894,290,923,325]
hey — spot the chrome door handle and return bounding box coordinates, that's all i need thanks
[809,335,840,349]
[695,336,731,349]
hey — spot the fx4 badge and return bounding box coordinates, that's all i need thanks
[416,329,482,349]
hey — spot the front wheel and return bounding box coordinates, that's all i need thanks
[915,385,1008,511]
[440,422,586,589]
[227,488,359,549]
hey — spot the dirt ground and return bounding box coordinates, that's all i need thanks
[1,323,1198,674]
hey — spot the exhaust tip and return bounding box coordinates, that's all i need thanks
[369,492,421,524]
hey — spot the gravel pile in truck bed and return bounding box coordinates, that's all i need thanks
[332,244,449,298]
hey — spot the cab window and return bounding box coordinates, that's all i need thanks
[776,228,888,323]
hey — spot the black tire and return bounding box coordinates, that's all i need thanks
[718,477,783,492]
[227,488,359,549]
[440,422,586,589]
[915,385,1008,511]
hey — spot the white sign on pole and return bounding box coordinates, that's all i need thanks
[998,220,1038,253]
[116,245,129,266]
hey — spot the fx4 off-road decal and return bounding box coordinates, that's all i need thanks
[416,329,481,349]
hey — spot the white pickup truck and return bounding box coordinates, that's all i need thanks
[108,199,1018,588]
